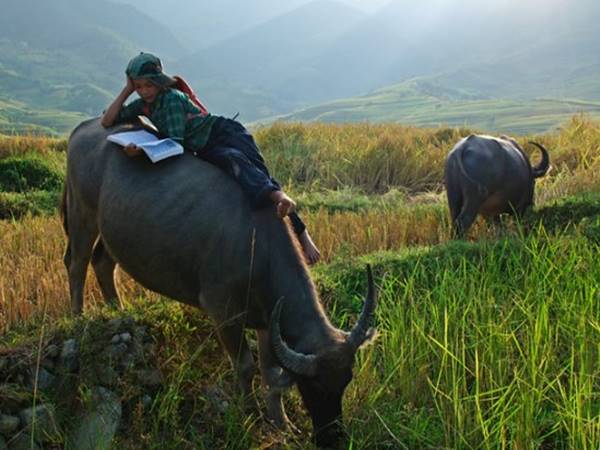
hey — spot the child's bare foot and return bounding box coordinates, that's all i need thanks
[298,230,321,265]
[269,190,296,218]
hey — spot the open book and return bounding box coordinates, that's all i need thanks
[107,129,184,163]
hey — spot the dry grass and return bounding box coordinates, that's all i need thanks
[0,216,157,333]
[2,114,600,331]
[0,134,66,158]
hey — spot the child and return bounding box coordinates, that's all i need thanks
[101,52,321,264]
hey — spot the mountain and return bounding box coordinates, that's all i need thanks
[114,0,312,50]
[178,0,600,122]
[256,0,600,132]
[175,0,368,118]
[0,0,185,133]
[114,0,390,50]
[2,0,600,134]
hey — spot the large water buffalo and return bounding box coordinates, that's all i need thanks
[444,134,550,237]
[62,118,376,447]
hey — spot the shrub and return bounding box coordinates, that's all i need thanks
[0,191,61,219]
[0,155,64,193]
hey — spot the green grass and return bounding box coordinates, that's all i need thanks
[318,229,600,449]
[3,224,598,449]
[0,152,65,219]
[0,98,89,136]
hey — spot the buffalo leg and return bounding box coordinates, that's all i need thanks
[445,183,463,236]
[91,238,120,308]
[454,196,482,238]
[199,290,257,395]
[257,329,293,429]
[63,193,98,315]
[215,321,256,396]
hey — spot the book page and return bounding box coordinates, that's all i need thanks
[139,139,184,163]
[106,130,158,147]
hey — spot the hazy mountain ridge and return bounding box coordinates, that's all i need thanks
[178,0,368,112]
[1,0,600,134]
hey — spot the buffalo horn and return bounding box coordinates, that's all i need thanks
[270,299,318,377]
[528,141,550,178]
[347,265,377,351]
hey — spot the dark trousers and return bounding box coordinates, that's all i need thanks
[196,117,306,236]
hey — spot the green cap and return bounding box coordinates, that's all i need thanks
[125,52,175,87]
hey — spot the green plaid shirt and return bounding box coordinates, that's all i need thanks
[117,88,217,151]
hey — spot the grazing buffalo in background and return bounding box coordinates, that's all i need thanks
[444,134,551,237]
[62,118,377,448]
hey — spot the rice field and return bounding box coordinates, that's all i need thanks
[1,115,599,448]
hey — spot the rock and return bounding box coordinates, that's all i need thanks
[45,345,59,359]
[128,342,145,365]
[0,385,31,414]
[205,386,229,414]
[95,366,119,388]
[40,358,55,371]
[0,414,19,435]
[141,394,153,410]
[119,354,135,371]
[107,318,123,334]
[105,343,128,361]
[26,368,56,391]
[66,387,121,450]
[110,335,121,345]
[19,404,59,443]
[143,343,156,355]
[119,332,132,344]
[134,326,148,339]
[59,339,79,372]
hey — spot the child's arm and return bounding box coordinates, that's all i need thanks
[101,77,135,128]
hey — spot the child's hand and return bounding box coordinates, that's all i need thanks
[269,190,296,218]
[125,76,135,95]
[123,144,143,157]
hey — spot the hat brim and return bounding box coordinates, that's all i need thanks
[131,73,176,87]
[150,73,176,87]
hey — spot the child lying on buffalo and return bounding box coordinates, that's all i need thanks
[101,52,320,264]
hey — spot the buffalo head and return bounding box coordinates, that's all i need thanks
[270,266,377,447]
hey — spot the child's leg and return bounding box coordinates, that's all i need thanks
[200,119,320,263]
[289,212,321,265]
[198,145,279,207]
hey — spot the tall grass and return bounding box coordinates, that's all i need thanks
[257,115,600,194]
[335,231,600,449]
[0,216,156,333]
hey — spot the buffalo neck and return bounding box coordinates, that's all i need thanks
[266,221,337,352]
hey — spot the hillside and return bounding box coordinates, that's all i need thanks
[1,0,600,134]
[0,0,184,134]
[177,0,368,118]
[265,77,600,134]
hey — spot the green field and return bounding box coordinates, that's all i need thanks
[1,118,599,449]
[267,79,600,135]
